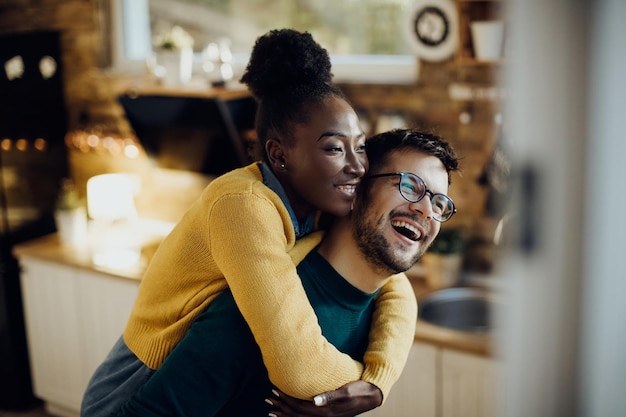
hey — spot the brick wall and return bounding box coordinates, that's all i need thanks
[0,0,125,129]
[0,0,504,272]
[339,61,505,272]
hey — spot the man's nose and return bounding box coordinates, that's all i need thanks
[408,197,433,220]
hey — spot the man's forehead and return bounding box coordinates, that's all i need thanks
[382,150,448,188]
[381,149,432,171]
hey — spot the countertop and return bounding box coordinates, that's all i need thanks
[12,219,173,282]
[13,225,493,357]
[409,278,493,357]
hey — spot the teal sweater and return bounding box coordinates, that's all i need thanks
[118,249,378,417]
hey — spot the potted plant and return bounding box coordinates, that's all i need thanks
[421,227,467,289]
[152,26,194,86]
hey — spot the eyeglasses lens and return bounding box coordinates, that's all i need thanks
[432,195,454,220]
[399,174,425,202]
[400,173,454,222]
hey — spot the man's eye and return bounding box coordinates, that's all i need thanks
[401,182,418,194]
[432,196,449,213]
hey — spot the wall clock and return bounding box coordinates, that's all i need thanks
[404,0,458,62]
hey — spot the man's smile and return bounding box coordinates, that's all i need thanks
[391,219,423,242]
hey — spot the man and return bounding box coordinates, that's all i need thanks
[117,128,460,417]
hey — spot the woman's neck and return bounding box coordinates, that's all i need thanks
[275,174,314,221]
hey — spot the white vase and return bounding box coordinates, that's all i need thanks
[470,20,505,61]
[55,207,88,246]
[156,47,193,86]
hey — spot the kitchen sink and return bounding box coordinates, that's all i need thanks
[418,287,494,333]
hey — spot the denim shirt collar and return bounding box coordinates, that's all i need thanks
[259,162,315,238]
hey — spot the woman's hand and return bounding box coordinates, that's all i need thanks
[267,380,383,417]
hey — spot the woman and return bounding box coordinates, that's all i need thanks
[81,29,416,417]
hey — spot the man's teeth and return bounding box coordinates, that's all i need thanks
[391,220,421,241]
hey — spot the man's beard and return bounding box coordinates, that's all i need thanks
[352,204,426,275]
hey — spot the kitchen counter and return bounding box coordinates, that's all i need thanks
[12,219,174,282]
[14,228,493,357]
[413,312,492,356]
[409,277,493,357]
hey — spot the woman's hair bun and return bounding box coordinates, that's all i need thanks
[240,29,333,100]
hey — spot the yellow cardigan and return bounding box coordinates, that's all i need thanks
[123,163,417,400]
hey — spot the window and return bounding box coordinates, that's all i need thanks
[110,0,417,84]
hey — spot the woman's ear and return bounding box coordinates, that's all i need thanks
[266,139,286,171]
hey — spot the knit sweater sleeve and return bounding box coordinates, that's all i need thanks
[361,273,418,402]
[209,177,417,400]
[209,190,363,399]
[288,240,418,400]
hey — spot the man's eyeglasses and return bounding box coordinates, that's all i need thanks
[364,172,456,222]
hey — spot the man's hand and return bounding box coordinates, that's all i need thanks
[267,380,383,417]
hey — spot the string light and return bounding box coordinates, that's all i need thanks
[64,129,145,159]
[15,138,28,151]
[34,138,47,151]
[0,137,49,152]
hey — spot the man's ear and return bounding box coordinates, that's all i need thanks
[266,138,286,171]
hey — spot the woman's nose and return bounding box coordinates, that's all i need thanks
[345,152,367,176]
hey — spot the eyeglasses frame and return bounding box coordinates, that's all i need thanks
[363,172,457,222]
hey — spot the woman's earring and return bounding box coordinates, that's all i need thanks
[280,162,286,170]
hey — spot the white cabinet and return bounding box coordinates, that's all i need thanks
[363,342,498,417]
[19,257,139,417]
[363,342,437,417]
[440,349,498,417]
[17,247,498,417]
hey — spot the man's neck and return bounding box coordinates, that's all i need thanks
[316,217,392,294]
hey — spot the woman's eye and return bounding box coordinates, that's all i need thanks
[356,143,366,152]
[324,145,344,153]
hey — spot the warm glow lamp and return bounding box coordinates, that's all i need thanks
[87,173,137,222]
[86,173,140,268]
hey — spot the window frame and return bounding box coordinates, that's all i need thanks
[108,0,418,85]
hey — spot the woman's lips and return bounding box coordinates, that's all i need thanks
[335,184,357,196]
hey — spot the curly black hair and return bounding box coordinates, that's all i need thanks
[240,29,346,154]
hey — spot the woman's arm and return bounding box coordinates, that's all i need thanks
[210,193,417,400]
[267,275,417,415]
[360,273,418,401]
[269,381,383,417]
[118,291,268,417]
[210,193,363,399]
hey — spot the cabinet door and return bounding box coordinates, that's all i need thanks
[440,349,498,417]
[19,258,140,415]
[75,270,139,384]
[362,342,437,417]
[19,259,85,412]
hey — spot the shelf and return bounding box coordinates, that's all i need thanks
[455,57,504,66]
[455,0,505,63]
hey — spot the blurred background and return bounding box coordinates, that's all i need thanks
[0,1,624,416]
